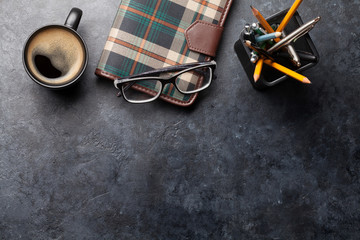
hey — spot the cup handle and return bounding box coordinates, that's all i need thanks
[64,8,83,31]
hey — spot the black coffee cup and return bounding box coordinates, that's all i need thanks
[23,8,88,89]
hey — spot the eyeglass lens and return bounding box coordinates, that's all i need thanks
[122,79,162,103]
[175,67,212,93]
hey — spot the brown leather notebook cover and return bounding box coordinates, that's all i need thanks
[95,0,233,106]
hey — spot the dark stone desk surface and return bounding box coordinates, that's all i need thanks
[1,1,359,239]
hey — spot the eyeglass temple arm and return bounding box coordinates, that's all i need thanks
[120,61,216,79]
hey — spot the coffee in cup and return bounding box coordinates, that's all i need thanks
[23,8,88,89]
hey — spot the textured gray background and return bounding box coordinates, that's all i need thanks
[1,0,360,239]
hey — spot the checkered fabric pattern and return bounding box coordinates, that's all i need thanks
[96,0,230,104]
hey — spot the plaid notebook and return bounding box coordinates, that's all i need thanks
[95,0,233,106]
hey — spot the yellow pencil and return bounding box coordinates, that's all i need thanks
[250,6,274,34]
[263,59,311,84]
[254,57,264,82]
[276,0,303,32]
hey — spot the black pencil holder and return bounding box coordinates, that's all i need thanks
[234,10,319,90]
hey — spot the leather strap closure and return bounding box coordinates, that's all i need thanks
[185,20,224,57]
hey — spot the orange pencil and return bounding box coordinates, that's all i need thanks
[253,57,264,82]
[277,0,303,32]
[263,59,311,84]
[250,6,274,34]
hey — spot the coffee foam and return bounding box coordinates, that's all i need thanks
[26,26,86,85]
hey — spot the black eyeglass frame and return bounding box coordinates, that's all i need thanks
[114,60,217,103]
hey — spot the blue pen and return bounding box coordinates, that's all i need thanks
[255,32,282,43]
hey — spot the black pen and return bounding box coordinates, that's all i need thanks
[275,50,318,63]
[244,23,256,43]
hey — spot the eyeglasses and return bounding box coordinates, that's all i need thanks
[114,60,217,103]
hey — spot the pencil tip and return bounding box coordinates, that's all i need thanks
[254,74,260,82]
[303,78,311,84]
[275,32,282,37]
[250,5,256,13]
